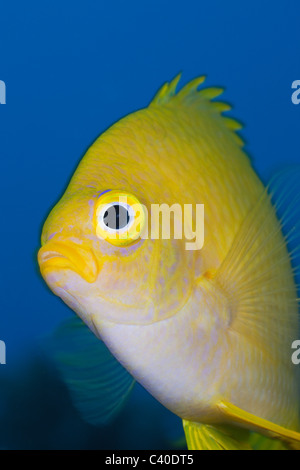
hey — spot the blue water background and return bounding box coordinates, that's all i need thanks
[0,0,299,449]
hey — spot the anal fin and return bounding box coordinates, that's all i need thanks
[183,419,252,450]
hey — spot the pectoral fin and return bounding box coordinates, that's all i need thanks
[45,315,135,426]
[217,401,300,450]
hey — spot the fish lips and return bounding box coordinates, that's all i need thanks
[38,240,99,284]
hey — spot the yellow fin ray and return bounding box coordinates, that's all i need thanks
[183,420,252,450]
[223,116,243,130]
[212,101,232,112]
[183,417,289,450]
[174,75,206,99]
[217,401,300,450]
[151,73,182,105]
[198,87,224,99]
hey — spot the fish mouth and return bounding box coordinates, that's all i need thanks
[38,241,99,283]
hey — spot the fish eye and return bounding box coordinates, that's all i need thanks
[94,190,146,246]
[101,202,134,231]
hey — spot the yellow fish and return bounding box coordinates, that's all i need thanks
[38,75,300,450]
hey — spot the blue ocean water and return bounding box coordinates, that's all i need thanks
[0,0,299,449]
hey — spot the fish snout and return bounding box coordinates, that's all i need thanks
[38,241,99,283]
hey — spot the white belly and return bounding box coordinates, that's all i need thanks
[91,283,231,423]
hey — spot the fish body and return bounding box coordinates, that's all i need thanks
[38,76,300,449]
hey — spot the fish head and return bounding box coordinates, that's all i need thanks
[38,171,199,331]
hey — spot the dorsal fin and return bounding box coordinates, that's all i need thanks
[150,74,244,146]
[151,73,183,105]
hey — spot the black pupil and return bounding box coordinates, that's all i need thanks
[103,204,130,230]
